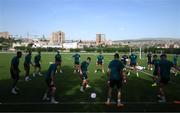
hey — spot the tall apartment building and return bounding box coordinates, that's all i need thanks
[96,34,106,45]
[51,31,65,45]
[0,32,10,39]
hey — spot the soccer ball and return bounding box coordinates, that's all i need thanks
[91,93,96,99]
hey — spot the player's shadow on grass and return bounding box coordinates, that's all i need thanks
[87,72,158,102]
[0,68,180,112]
[0,65,82,103]
[0,65,5,68]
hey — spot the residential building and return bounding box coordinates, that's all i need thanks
[0,32,10,39]
[96,34,106,45]
[50,31,65,45]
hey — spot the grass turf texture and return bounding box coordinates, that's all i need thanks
[0,52,180,112]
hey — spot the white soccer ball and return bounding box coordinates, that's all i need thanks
[91,93,96,99]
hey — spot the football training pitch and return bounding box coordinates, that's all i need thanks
[0,52,179,112]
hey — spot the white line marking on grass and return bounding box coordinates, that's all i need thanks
[138,70,153,77]
[137,70,180,88]
[49,62,53,64]
[0,101,174,105]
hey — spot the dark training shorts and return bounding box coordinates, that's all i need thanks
[24,63,30,71]
[97,61,103,65]
[46,79,55,88]
[147,60,152,64]
[10,69,19,81]
[159,78,170,85]
[35,63,41,68]
[80,72,88,80]
[109,79,122,89]
[130,62,136,67]
[153,69,158,76]
[74,61,80,65]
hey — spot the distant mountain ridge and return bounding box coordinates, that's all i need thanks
[114,37,180,41]
[138,37,180,40]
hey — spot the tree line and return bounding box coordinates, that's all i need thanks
[13,46,180,54]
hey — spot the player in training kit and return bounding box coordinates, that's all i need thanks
[33,51,42,77]
[171,54,179,76]
[72,53,81,73]
[55,51,62,73]
[79,57,91,92]
[173,54,178,66]
[128,53,139,77]
[42,60,60,104]
[157,54,174,102]
[105,53,126,107]
[24,50,33,81]
[151,55,160,87]
[121,54,128,70]
[95,52,105,73]
[147,52,153,70]
[10,51,22,95]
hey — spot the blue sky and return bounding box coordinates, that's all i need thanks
[0,0,179,40]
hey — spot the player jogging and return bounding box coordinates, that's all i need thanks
[105,53,126,107]
[72,52,81,73]
[42,60,60,104]
[33,51,42,77]
[151,54,160,87]
[79,57,91,92]
[24,50,33,81]
[94,52,105,73]
[10,51,22,95]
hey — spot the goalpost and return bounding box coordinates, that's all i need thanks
[139,45,142,60]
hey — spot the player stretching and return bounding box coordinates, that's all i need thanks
[79,57,91,92]
[24,50,33,81]
[95,52,105,73]
[151,55,160,87]
[72,52,80,73]
[10,51,22,95]
[42,60,60,104]
[105,53,126,107]
[128,53,139,77]
[33,51,42,77]
[147,52,153,70]
[55,51,63,73]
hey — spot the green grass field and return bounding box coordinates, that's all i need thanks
[0,52,180,112]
